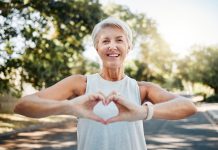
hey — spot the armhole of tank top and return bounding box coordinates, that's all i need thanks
[84,75,90,94]
[134,79,142,105]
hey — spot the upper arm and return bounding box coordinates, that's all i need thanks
[138,81,178,104]
[35,74,86,100]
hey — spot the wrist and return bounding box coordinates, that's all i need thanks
[60,100,76,116]
[142,101,154,120]
[140,105,148,119]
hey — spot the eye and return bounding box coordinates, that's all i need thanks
[102,40,109,43]
[117,39,123,42]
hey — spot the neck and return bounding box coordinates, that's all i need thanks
[100,67,125,81]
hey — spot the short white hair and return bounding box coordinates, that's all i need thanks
[91,17,133,50]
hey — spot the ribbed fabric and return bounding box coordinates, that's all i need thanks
[77,73,147,150]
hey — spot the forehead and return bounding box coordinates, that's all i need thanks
[98,26,126,39]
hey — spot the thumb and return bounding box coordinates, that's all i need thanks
[105,115,122,124]
[88,112,107,124]
[114,98,133,110]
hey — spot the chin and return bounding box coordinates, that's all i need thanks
[105,62,122,69]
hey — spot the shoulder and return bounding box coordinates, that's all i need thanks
[137,81,159,102]
[62,74,86,87]
[138,81,161,94]
[138,81,160,89]
[69,74,86,82]
[36,74,87,100]
[68,74,87,96]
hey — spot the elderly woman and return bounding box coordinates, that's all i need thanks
[14,17,197,150]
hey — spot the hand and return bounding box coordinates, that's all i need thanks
[105,91,147,124]
[70,92,107,124]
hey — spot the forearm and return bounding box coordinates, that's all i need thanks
[14,94,74,118]
[152,97,197,120]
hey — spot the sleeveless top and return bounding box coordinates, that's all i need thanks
[77,73,147,150]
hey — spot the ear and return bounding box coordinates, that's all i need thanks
[127,45,131,53]
[95,43,99,52]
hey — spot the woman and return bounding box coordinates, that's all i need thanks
[14,17,197,150]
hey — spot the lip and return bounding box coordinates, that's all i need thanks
[106,53,120,57]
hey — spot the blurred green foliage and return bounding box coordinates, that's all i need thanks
[205,94,218,103]
[103,4,183,90]
[0,0,104,96]
[177,46,218,98]
[0,1,217,102]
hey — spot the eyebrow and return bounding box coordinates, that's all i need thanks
[116,36,124,38]
[101,35,124,40]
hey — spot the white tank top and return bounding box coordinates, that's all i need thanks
[77,73,147,150]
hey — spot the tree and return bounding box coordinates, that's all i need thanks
[103,3,181,90]
[177,46,218,94]
[0,0,105,96]
[102,3,158,45]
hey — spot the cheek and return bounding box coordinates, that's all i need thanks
[96,49,105,58]
[97,42,106,50]
[121,45,129,54]
[97,46,109,56]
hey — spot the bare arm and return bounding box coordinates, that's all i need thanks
[14,94,73,118]
[152,96,197,120]
[139,81,197,120]
[14,75,86,118]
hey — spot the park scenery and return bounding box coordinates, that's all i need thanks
[0,0,218,150]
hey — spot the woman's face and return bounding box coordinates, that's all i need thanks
[96,26,130,69]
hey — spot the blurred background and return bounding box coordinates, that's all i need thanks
[0,0,218,149]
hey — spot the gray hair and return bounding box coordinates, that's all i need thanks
[91,17,133,50]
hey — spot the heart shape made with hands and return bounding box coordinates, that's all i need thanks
[93,101,119,120]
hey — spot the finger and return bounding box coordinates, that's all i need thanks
[88,113,107,124]
[96,93,105,102]
[97,91,107,105]
[106,95,117,105]
[107,91,117,99]
[113,98,133,109]
[113,94,121,101]
[106,95,112,105]
[106,115,122,124]
[90,93,105,102]
[106,91,118,105]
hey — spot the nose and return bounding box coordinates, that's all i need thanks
[108,42,117,51]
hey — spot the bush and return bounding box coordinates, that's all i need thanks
[204,94,218,103]
[0,94,18,113]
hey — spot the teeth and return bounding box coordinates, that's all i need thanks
[108,54,119,57]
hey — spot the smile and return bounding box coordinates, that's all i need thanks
[107,54,120,57]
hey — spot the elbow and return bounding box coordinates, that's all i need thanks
[14,94,55,118]
[14,98,28,115]
[191,103,198,115]
[185,98,198,116]
[14,95,37,118]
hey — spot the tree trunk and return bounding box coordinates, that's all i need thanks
[215,88,218,95]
